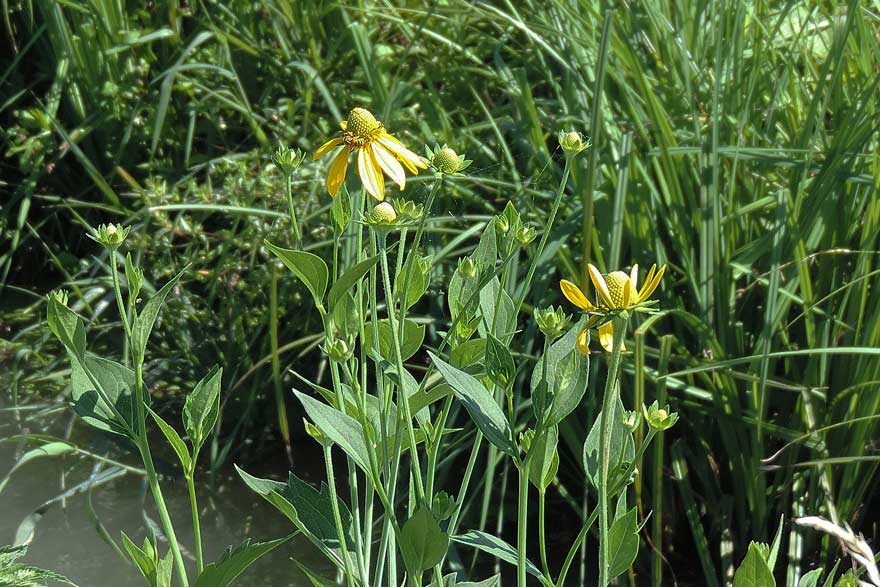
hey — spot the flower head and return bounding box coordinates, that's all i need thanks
[369,202,398,226]
[558,130,589,155]
[425,144,471,175]
[89,223,130,249]
[313,107,427,201]
[559,262,666,353]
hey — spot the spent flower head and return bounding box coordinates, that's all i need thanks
[313,107,427,201]
[89,223,130,249]
[559,262,667,352]
[643,401,678,431]
[425,144,471,175]
[558,130,590,155]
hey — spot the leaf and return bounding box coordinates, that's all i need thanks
[46,296,86,360]
[797,569,824,587]
[295,391,371,473]
[442,573,500,587]
[582,390,635,490]
[428,352,516,458]
[395,256,431,310]
[767,514,784,570]
[0,441,76,495]
[534,319,590,426]
[450,338,486,369]
[399,506,449,577]
[477,277,515,339]
[195,535,292,587]
[0,544,78,586]
[527,426,559,491]
[733,542,776,587]
[332,291,362,339]
[148,408,192,473]
[70,355,136,437]
[451,531,543,580]
[363,319,425,362]
[121,531,157,583]
[330,184,352,233]
[266,240,328,307]
[607,506,640,578]
[183,366,223,452]
[156,550,173,587]
[485,334,515,387]
[328,255,379,309]
[131,267,186,364]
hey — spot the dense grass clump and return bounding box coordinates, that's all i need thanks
[2,2,879,586]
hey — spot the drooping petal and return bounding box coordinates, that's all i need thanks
[622,277,632,307]
[639,264,667,301]
[577,328,591,355]
[358,147,385,201]
[326,146,350,197]
[313,136,343,160]
[371,141,407,190]
[598,322,625,353]
[560,279,595,311]
[379,133,427,172]
[588,264,613,308]
[637,264,657,301]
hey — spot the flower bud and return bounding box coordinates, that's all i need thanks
[325,337,353,362]
[90,223,130,249]
[48,289,70,307]
[394,198,425,222]
[622,409,641,432]
[432,491,456,521]
[643,400,679,431]
[370,202,398,226]
[516,225,537,247]
[520,428,535,452]
[304,420,332,446]
[558,130,589,155]
[272,144,305,175]
[458,256,478,279]
[534,305,571,340]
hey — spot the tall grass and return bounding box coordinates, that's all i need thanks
[2,0,879,584]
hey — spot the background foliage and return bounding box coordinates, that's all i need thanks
[2,1,879,585]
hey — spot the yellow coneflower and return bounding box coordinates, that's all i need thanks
[313,107,426,201]
[560,263,666,353]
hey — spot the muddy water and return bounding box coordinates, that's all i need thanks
[0,410,331,586]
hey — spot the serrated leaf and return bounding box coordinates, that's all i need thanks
[266,240,329,307]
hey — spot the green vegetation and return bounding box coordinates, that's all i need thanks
[2,1,879,586]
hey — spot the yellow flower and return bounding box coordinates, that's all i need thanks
[559,263,666,353]
[313,107,427,201]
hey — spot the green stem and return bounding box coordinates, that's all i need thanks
[285,174,302,248]
[516,453,531,587]
[598,315,628,587]
[109,249,132,340]
[377,231,425,503]
[556,507,600,587]
[186,471,203,574]
[323,445,356,587]
[538,490,550,579]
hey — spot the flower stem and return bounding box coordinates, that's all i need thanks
[516,453,531,587]
[538,490,550,578]
[186,471,203,574]
[323,445,356,587]
[285,174,302,248]
[598,315,628,587]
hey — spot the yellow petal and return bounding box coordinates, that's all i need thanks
[313,136,343,160]
[598,322,625,353]
[639,264,667,302]
[629,264,639,294]
[371,141,406,190]
[560,279,595,311]
[358,147,385,201]
[379,134,427,172]
[577,328,591,355]
[326,146,350,197]
[622,277,632,307]
[340,120,347,130]
[638,264,657,301]
[588,264,613,308]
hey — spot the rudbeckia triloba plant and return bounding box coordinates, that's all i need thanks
[45,110,677,587]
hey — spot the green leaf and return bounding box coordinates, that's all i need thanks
[485,334,515,387]
[607,506,640,578]
[0,441,76,495]
[797,569,824,587]
[183,366,223,452]
[328,255,379,309]
[295,391,371,473]
[442,573,500,587]
[399,506,449,577]
[121,531,157,583]
[330,184,352,234]
[148,408,192,473]
[195,535,292,587]
[451,531,543,580]
[266,240,328,307]
[527,426,559,491]
[478,277,515,339]
[767,514,785,570]
[124,253,142,301]
[450,338,486,369]
[156,550,173,587]
[395,256,431,310]
[46,296,86,360]
[332,291,362,339]
[733,542,776,587]
[534,319,590,426]
[582,391,635,490]
[131,267,186,364]
[70,355,136,437]
[363,319,425,362]
[429,352,516,458]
